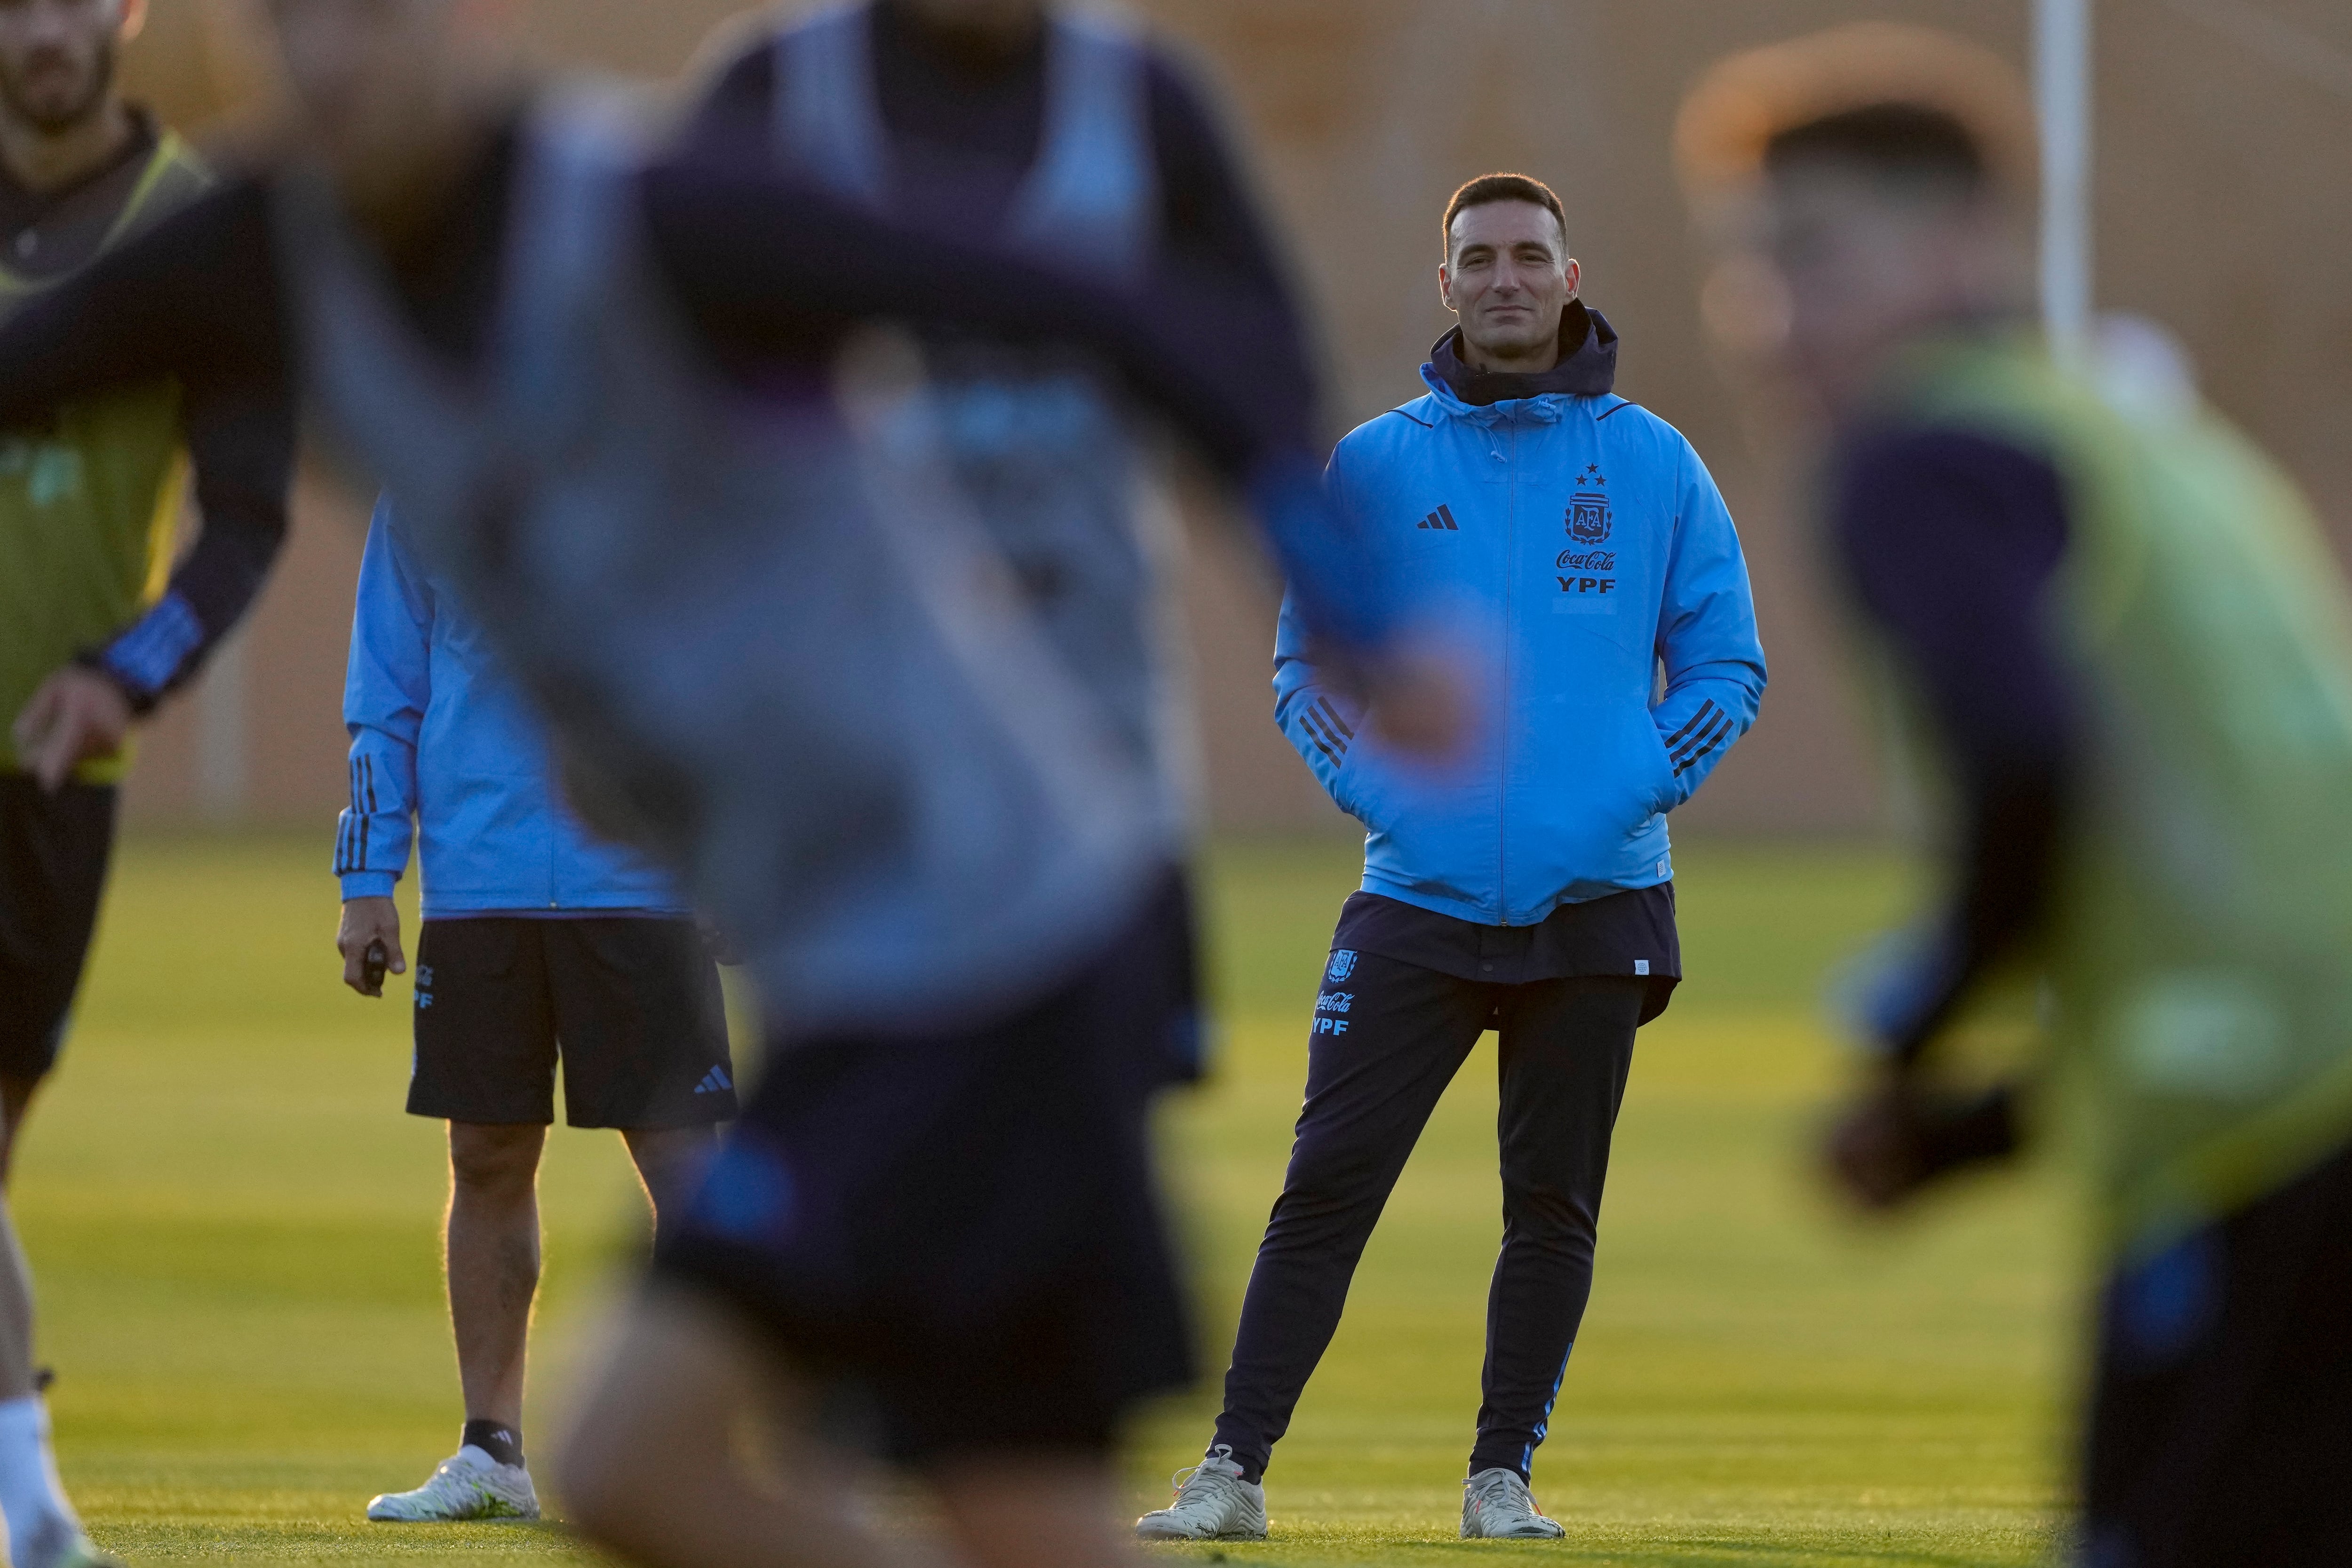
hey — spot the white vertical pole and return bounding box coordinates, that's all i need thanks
[195,630,248,822]
[2035,0,2094,365]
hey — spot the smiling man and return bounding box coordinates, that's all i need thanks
[1138,173,1765,1543]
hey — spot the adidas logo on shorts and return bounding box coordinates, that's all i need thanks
[693,1066,734,1096]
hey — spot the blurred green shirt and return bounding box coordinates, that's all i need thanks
[0,122,209,783]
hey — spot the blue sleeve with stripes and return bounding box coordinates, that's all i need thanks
[1271,587,1366,809]
[1268,454,1376,811]
[1650,440,1767,808]
[334,499,429,900]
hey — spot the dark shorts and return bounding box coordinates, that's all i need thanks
[653,874,1197,1466]
[0,774,118,1082]
[2081,1135,2352,1567]
[410,916,737,1129]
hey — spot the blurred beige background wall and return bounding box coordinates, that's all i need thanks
[112,0,2352,842]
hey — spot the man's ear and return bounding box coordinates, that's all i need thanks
[1437,262,1456,313]
[1563,257,1582,302]
[118,0,149,46]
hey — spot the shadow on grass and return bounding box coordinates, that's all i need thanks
[91,1516,599,1563]
[1143,1527,2051,1568]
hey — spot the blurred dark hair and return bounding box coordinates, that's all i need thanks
[1762,102,1988,195]
[1443,173,1567,257]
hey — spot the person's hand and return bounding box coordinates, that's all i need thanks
[12,666,133,792]
[1825,1073,2023,1212]
[338,896,407,997]
[1360,643,1471,761]
[1824,1075,1933,1211]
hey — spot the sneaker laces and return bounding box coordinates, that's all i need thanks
[1168,1444,1244,1502]
[1467,1468,1534,1513]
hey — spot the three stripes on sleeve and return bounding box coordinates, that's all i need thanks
[1664,700,1732,777]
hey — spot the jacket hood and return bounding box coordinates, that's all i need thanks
[1427,300,1618,408]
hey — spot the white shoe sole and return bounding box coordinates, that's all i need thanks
[1136,1527,1268,1542]
[366,1494,539,1522]
[1462,1522,1567,1540]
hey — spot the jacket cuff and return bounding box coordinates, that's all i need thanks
[340,871,399,901]
[86,589,209,714]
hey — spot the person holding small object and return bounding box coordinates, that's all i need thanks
[333,494,736,1524]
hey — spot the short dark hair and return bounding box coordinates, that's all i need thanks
[1762,102,1988,196]
[1442,173,1567,258]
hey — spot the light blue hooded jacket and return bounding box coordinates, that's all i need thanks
[334,497,687,917]
[1276,315,1767,926]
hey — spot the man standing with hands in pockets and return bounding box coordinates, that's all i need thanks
[1141,172,1765,1544]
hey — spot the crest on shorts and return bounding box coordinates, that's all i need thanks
[1326,949,1358,982]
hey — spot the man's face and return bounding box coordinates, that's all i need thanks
[0,0,136,136]
[263,0,502,219]
[1740,163,2007,409]
[1439,200,1578,364]
[268,0,448,170]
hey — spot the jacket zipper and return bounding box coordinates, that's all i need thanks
[1497,416,1516,922]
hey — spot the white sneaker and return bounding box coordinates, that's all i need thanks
[1461,1467,1565,1539]
[366,1446,540,1521]
[1134,1445,1267,1541]
[15,1515,125,1568]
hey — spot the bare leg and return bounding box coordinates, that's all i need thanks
[0,1078,41,1401]
[932,1455,1140,1568]
[446,1122,547,1431]
[556,1284,911,1568]
[0,1075,84,1567]
[620,1126,718,1248]
[557,1285,1140,1568]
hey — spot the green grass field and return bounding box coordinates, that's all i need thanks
[21,833,2076,1565]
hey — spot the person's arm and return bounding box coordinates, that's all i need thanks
[83,362,298,711]
[1273,590,1363,811]
[1835,428,2074,1064]
[334,500,431,997]
[1649,440,1767,807]
[0,181,297,785]
[1822,426,2073,1207]
[637,153,1392,662]
[1141,51,1299,310]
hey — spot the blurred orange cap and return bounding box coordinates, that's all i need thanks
[1673,24,2037,207]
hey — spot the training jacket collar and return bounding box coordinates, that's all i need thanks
[1423,299,1618,420]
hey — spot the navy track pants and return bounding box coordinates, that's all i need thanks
[1210,949,1643,1483]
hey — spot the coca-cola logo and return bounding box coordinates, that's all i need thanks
[1555,549,1616,571]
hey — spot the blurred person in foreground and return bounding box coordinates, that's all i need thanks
[333,495,737,1523]
[0,0,1459,1563]
[683,0,1302,1085]
[1138,171,1765,1543]
[0,0,292,1563]
[1679,25,2352,1567]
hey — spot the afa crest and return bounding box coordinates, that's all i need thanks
[1567,494,1612,544]
[1326,949,1358,982]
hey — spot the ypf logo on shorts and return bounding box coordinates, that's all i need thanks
[414,964,434,1010]
[1326,949,1358,982]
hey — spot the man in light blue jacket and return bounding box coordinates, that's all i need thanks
[1142,173,1765,1544]
[330,497,736,1524]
